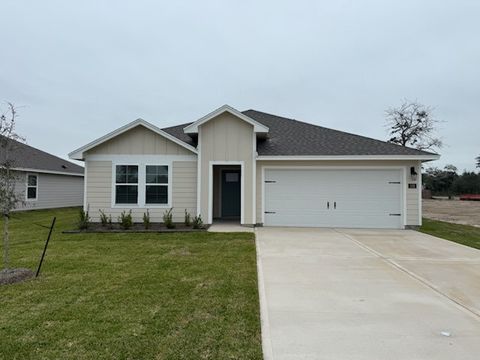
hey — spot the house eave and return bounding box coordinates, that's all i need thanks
[256,155,441,161]
[13,167,84,177]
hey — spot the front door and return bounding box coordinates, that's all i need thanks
[221,170,241,218]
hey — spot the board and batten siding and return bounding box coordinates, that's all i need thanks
[198,112,255,225]
[256,160,422,227]
[14,171,84,210]
[87,125,192,156]
[83,124,197,222]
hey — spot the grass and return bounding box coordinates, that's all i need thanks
[420,218,480,250]
[0,208,262,360]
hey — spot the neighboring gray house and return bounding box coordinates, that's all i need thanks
[69,105,439,229]
[4,139,84,211]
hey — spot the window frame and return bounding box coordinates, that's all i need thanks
[111,162,172,209]
[26,173,39,201]
[113,164,139,206]
[145,165,169,205]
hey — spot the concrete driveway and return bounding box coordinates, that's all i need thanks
[256,227,480,360]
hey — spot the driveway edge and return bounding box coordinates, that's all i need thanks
[255,235,274,360]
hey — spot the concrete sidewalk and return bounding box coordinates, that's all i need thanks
[256,227,480,360]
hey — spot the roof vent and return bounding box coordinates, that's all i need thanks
[61,165,67,169]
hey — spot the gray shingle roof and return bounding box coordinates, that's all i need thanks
[1,138,84,175]
[243,110,438,156]
[162,109,438,157]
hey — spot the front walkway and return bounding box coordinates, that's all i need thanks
[256,227,480,360]
[207,221,254,233]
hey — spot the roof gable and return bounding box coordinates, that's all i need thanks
[183,105,269,134]
[69,119,198,160]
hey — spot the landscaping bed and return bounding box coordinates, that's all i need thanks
[64,222,209,233]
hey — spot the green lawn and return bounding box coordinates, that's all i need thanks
[0,208,262,360]
[420,218,480,250]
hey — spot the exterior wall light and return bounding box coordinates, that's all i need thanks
[410,166,418,181]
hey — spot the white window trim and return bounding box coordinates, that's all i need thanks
[111,162,173,209]
[26,173,39,201]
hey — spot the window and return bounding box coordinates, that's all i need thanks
[26,174,38,200]
[145,165,168,204]
[115,165,138,204]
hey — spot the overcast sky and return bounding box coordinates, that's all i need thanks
[1,1,479,171]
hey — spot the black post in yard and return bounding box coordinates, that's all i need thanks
[36,217,56,278]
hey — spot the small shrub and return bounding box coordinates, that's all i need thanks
[192,214,203,229]
[184,209,191,227]
[99,209,108,227]
[163,208,175,229]
[78,209,90,230]
[118,210,133,230]
[143,209,151,229]
[107,214,113,229]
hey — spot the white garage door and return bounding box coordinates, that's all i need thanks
[264,169,403,229]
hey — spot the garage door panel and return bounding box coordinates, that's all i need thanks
[264,169,402,229]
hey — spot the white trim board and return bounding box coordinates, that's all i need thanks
[13,167,84,177]
[208,161,245,225]
[257,155,440,161]
[85,154,197,162]
[69,118,198,160]
[184,104,269,134]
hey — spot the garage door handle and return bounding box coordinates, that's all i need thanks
[265,211,276,214]
[334,201,336,209]
[327,201,329,209]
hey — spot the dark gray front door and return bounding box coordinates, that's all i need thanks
[221,170,241,218]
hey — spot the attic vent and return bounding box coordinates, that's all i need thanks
[61,165,67,169]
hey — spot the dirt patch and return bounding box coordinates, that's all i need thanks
[0,268,35,285]
[423,199,480,227]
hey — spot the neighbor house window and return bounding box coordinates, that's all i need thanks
[115,165,138,204]
[26,174,38,200]
[145,165,168,204]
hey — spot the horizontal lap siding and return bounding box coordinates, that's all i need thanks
[15,171,84,210]
[86,160,197,223]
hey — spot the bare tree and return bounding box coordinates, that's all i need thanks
[385,100,442,152]
[0,103,25,270]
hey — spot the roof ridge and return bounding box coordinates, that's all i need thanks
[243,109,438,156]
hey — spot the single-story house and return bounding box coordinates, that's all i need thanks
[69,105,439,229]
[3,138,85,210]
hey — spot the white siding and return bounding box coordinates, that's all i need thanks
[14,171,84,210]
[85,125,191,156]
[85,160,197,223]
[199,112,255,225]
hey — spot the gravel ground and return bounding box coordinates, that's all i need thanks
[423,199,480,227]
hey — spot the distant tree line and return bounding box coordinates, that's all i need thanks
[423,165,480,196]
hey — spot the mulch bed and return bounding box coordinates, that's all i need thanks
[0,268,35,285]
[63,223,208,234]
